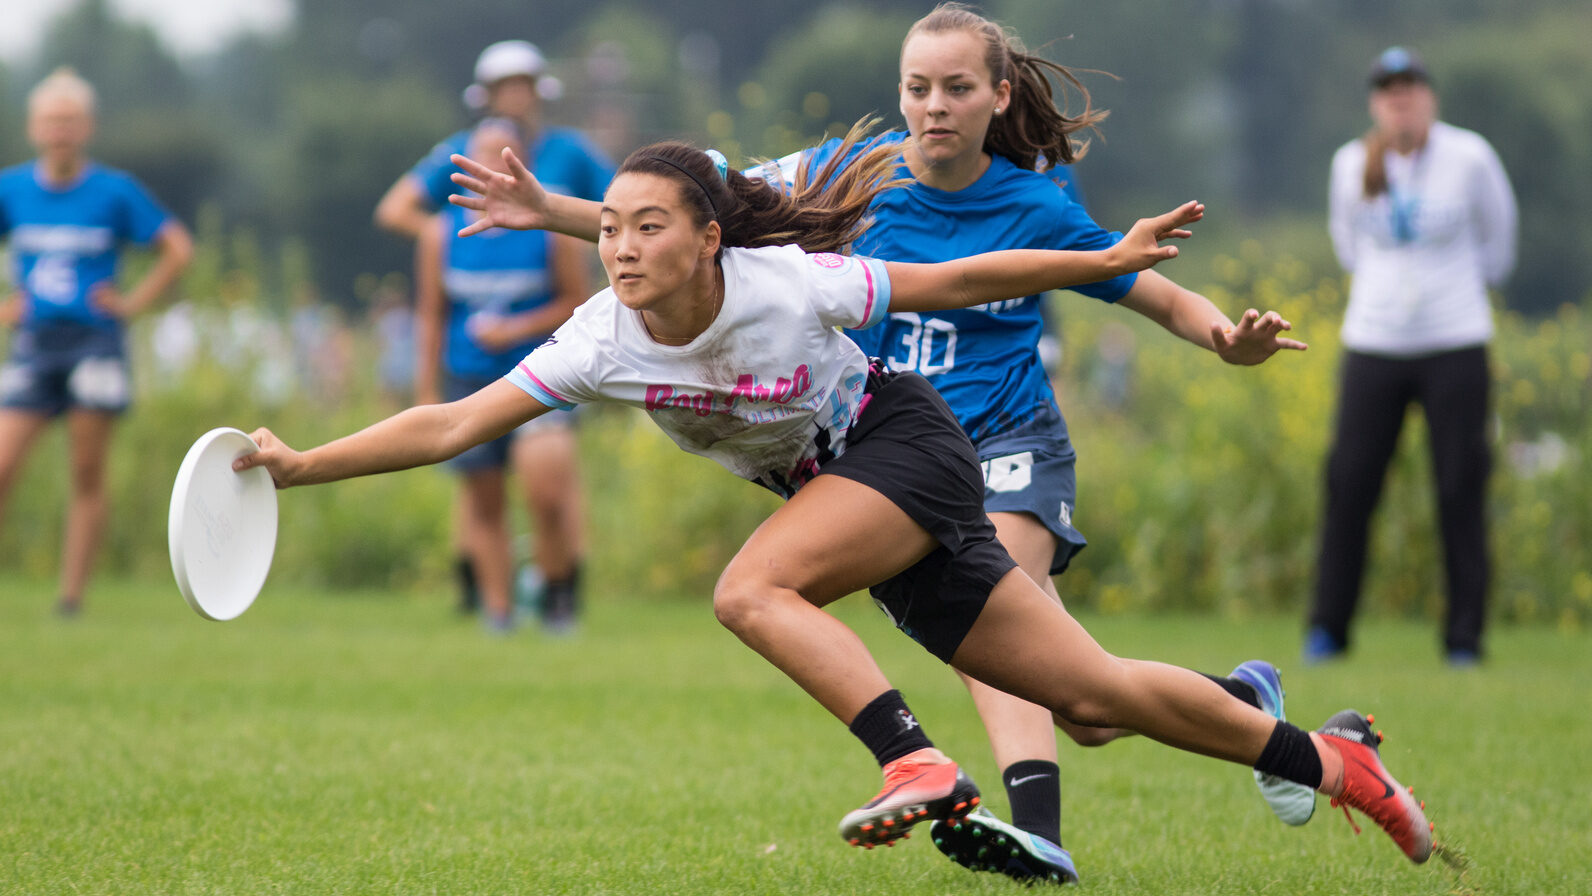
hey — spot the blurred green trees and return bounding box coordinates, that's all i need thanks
[4,0,1590,309]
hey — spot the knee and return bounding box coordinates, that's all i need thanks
[1049,697,1115,732]
[712,566,779,635]
[1055,716,1121,747]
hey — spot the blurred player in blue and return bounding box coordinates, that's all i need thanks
[376,39,613,625]
[413,118,591,633]
[0,67,193,615]
[375,39,614,241]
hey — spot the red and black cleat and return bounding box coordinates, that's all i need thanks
[1317,710,1434,863]
[840,748,981,848]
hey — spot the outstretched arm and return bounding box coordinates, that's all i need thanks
[234,379,550,488]
[92,221,194,318]
[1117,270,1308,365]
[885,202,1202,314]
[448,148,603,242]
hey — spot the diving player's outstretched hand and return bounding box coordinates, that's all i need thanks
[448,148,551,236]
[1114,201,1204,272]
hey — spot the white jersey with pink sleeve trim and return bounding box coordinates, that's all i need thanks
[506,244,892,497]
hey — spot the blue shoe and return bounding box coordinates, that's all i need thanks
[1302,627,1346,665]
[1446,648,1481,668]
[929,807,1079,885]
[1230,660,1316,825]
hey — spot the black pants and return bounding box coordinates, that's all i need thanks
[1308,345,1491,655]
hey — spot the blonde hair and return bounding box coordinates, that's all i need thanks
[28,66,97,117]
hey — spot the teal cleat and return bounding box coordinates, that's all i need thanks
[1231,659,1317,825]
[930,807,1079,885]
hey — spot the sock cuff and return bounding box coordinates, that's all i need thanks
[1253,720,1324,789]
[848,689,933,766]
[1002,759,1060,786]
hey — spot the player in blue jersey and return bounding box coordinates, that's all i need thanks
[376,39,613,623]
[375,40,614,241]
[0,68,193,616]
[774,6,1317,879]
[414,118,592,633]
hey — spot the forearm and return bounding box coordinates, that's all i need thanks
[124,228,193,314]
[295,404,466,486]
[500,298,579,343]
[899,248,1132,313]
[1122,271,1231,351]
[540,193,602,242]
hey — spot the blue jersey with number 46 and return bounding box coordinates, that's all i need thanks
[0,161,172,331]
[778,130,1135,443]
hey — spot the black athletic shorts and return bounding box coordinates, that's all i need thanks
[817,364,1017,663]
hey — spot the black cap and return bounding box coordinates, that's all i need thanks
[1368,46,1430,89]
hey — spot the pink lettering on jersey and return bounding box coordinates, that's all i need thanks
[811,253,846,269]
[726,364,813,408]
[644,384,714,417]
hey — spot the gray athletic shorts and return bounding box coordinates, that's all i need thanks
[976,401,1088,575]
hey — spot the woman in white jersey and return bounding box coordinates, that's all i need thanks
[237,131,1434,872]
[1307,47,1517,667]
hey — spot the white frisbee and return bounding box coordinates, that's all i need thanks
[168,427,278,621]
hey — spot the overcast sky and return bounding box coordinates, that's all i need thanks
[0,0,292,64]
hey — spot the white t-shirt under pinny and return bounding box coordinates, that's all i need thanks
[506,244,892,497]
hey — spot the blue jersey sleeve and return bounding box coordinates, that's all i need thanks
[1044,195,1137,302]
[554,131,615,202]
[408,131,471,211]
[115,173,173,244]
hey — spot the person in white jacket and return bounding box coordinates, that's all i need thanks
[1308,46,1518,667]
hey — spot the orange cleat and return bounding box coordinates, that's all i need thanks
[839,748,981,848]
[1317,710,1433,863]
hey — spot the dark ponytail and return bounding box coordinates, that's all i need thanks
[618,119,909,256]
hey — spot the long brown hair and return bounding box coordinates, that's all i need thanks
[1361,127,1391,197]
[617,119,909,256]
[905,2,1108,171]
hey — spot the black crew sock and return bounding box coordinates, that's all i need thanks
[455,555,479,613]
[1253,720,1324,788]
[1002,759,1062,846]
[542,563,583,622]
[1201,672,1261,709]
[848,689,934,766]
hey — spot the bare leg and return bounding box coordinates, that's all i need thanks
[0,408,52,520]
[512,425,584,580]
[713,474,938,723]
[458,468,514,625]
[58,410,116,606]
[951,567,1274,764]
[959,512,1125,765]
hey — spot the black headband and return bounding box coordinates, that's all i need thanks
[641,154,719,217]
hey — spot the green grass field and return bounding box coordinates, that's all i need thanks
[2,574,1587,895]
